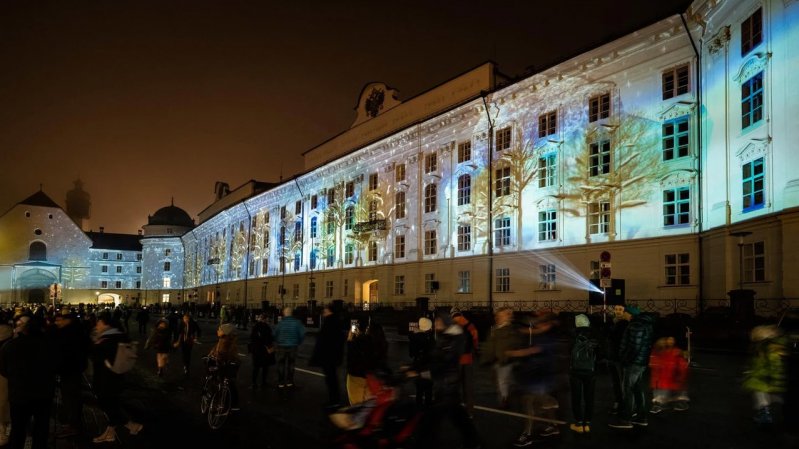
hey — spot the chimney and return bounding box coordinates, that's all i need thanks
[99,226,104,234]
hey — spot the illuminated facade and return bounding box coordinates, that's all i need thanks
[140,203,194,304]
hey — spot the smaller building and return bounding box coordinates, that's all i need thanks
[140,201,194,305]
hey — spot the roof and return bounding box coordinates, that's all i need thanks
[148,205,194,227]
[85,231,143,251]
[18,191,61,209]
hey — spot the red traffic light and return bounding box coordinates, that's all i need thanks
[600,267,612,278]
[600,251,611,262]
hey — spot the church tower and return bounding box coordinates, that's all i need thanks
[66,179,91,231]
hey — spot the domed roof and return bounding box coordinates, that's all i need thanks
[148,204,194,227]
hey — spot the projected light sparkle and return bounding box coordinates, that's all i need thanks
[518,250,604,294]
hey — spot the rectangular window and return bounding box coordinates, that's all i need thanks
[101,280,108,288]
[538,111,557,138]
[457,225,471,252]
[495,166,511,197]
[663,187,691,226]
[394,275,405,295]
[164,261,171,272]
[589,140,611,176]
[662,118,690,160]
[162,293,170,303]
[101,265,108,273]
[425,153,437,173]
[262,259,269,275]
[590,260,601,280]
[424,185,437,213]
[326,213,335,234]
[115,281,122,289]
[116,266,122,273]
[743,241,765,282]
[310,217,317,239]
[665,253,690,285]
[280,206,287,220]
[496,126,512,151]
[538,153,557,188]
[116,253,123,260]
[136,281,141,289]
[368,241,378,262]
[742,72,764,129]
[395,191,406,219]
[311,195,318,210]
[345,207,354,230]
[539,264,556,290]
[742,157,765,211]
[496,268,510,292]
[102,253,108,260]
[494,216,511,247]
[589,201,611,234]
[136,266,141,274]
[457,141,472,163]
[458,271,471,293]
[294,221,302,243]
[395,234,405,259]
[369,173,379,191]
[538,209,557,241]
[345,243,354,265]
[741,8,763,57]
[424,273,436,294]
[327,188,336,205]
[326,247,335,267]
[662,64,690,99]
[325,280,334,298]
[164,249,171,257]
[588,93,610,122]
[395,163,406,182]
[457,175,471,206]
[424,230,437,255]
[137,253,142,260]
[346,181,355,198]
[163,277,171,288]
[292,284,299,299]
[343,279,349,297]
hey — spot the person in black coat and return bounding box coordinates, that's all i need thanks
[408,317,435,408]
[136,307,150,336]
[310,305,348,407]
[249,313,275,389]
[145,319,172,377]
[53,311,91,438]
[0,315,56,449]
[174,312,202,377]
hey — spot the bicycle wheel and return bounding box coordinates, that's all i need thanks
[200,376,214,414]
[207,385,232,430]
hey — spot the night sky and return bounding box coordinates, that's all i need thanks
[0,0,691,234]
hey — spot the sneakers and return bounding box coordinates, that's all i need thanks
[569,423,585,433]
[583,423,591,433]
[286,382,295,388]
[540,426,560,437]
[650,404,664,414]
[513,433,533,448]
[631,416,648,427]
[125,422,144,436]
[278,383,286,389]
[608,419,633,429]
[93,427,117,443]
[673,401,689,412]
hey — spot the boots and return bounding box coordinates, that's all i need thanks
[93,426,117,443]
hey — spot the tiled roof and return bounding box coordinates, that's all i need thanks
[85,231,142,251]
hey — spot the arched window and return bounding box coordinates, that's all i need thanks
[424,184,437,213]
[29,241,46,261]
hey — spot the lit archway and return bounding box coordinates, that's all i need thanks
[361,279,378,310]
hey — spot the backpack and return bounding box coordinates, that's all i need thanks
[105,341,139,374]
[571,334,597,372]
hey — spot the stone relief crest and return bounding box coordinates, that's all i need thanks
[365,88,385,118]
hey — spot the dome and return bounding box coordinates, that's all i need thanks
[148,205,194,227]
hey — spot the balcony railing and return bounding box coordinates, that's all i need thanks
[353,219,387,234]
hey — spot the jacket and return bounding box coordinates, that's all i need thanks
[430,325,465,398]
[176,319,201,346]
[408,330,434,372]
[310,314,347,367]
[744,337,787,394]
[250,321,276,367]
[146,326,173,353]
[650,347,688,391]
[54,320,91,375]
[480,323,520,366]
[273,316,306,347]
[453,315,479,365]
[91,328,129,399]
[618,314,655,366]
[0,331,56,403]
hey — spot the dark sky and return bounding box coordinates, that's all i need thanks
[0,0,691,234]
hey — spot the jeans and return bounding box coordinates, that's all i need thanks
[569,371,596,424]
[276,346,298,385]
[496,363,514,402]
[608,361,623,408]
[10,400,50,449]
[620,365,648,421]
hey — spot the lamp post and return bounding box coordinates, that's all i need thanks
[730,231,752,291]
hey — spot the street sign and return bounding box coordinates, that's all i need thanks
[600,278,612,288]
[600,262,611,269]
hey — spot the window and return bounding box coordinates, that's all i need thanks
[741,8,763,57]
[457,175,471,206]
[163,277,171,288]
[589,201,611,234]
[101,265,108,273]
[538,153,557,188]
[496,268,510,292]
[368,241,378,262]
[539,264,556,290]
[664,187,691,226]
[494,217,511,247]
[495,166,511,197]
[742,157,765,211]
[741,72,764,129]
[368,200,378,220]
[116,266,122,274]
[136,266,141,274]
[424,273,436,294]
[662,65,690,99]
[589,140,611,176]
[394,275,405,295]
[103,252,109,260]
[665,253,690,285]
[308,282,316,299]
[457,141,472,163]
[496,126,512,151]
[538,209,557,241]
[743,241,766,282]
[295,200,302,215]
[345,206,354,230]
[115,281,122,289]
[369,173,379,191]
[310,249,317,270]
[116,253,123,260]
[29,242,46,261]
[457,225,471,252]
[588,93,610,122]
[262,259,269,275]
[280,206,287,220]
[346,181,355,198]
[326,246,335,267]
[294,251,301,271]
[395,192,406,219]
[590,260,601,280]
[663,118,690,160]
[345,243,354,265]
[458,271,471,293]
[343,279,349,297]
[325,280,334,298]
[395,163,406,182]
[538,111,557,138]
[311,195,318,210]
[292,284,299,299]
[310,217,317,239]
[395,234,405,259]
[136,281,141,289]
[326,212,335,234]
[424,230,437,255]
[101,281,108,288]
[424,153,437,173]
[137,253,142,261]
[163,261,171,272]
[327,188,336,205]
[424,184,437,213]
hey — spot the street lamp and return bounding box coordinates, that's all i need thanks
[730,231,752,291]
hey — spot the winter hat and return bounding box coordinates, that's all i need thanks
[219,323,236,336]
[751,324,780,342]
[574,314,590,328]
[450,307,463,317]
[418,317,433,332]
[624,305,641,316]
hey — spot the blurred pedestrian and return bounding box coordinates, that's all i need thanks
[452,308,479,417]
[273,307,306,389]
[249,313,275,389]
[0,324,13,446]
[174,312,201,377]
[408,317,435,408]
[606,305,630,415]
[145,319,172,377]
[569,314,600,434]
[649,336,689,414]
[54,310,91,439]
[136,307,149,336]
[744,325,786,426]
[310,305,347,407]
[480,307,518,408]
[609,306,655,429]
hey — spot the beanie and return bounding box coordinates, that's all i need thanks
[575,314,590,328]
[219,323,235,336]
[625,305,641,316]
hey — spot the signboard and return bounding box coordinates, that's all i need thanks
[600,278,612,288]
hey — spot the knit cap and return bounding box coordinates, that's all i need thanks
[575,314,590,328]
[219,323,236,336]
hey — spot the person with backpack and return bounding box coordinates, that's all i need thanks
[91,312,143,443]
[569,314,600,434]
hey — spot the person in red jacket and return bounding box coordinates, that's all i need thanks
[649,337,689,413]
[452,309,478,417]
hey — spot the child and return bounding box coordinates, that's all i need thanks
[144,319,172,377]
[744,325,786,425]
[649,337,689,413]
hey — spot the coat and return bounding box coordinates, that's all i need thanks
[744,337,787,394]
[649,347,688,391]
[480,323,520,366]
[146,326,173,353]
[618,315,655,367]
[430,325,465,398]
[310,314,346,367]
[273,316,306,347]
[91,328,129,400]
[0,331,56,404]
[249,322,276,367]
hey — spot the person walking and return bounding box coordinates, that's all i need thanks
[452,309,479,417]
[609,305,655,429]
[145,319,172,377]
[53,311,91,439]
[569,314,600,434]
[649,336,690,413]
[174,312,201,377]
[273,307,306,389]
[408,317,435,408]
[136,307,150,337]
[0,324,14,446]
[310,305,347,407]
[249,313,275,389]
[744,324,787,426]
[480,307,519,408]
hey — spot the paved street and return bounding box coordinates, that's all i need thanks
[66,316,798,449]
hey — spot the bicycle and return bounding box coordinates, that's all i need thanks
[201,356,238,430]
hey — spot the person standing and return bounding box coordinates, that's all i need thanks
[310,305,347,407]
[136,307,149,337]
[273,307,306,388]
[0,324,15,446]
[174,312,201,377]
[606,305,630,415]
[145,319,172,377]
[408,317,435,408]
[249,313,275,389]
[569,314,599,434]
[609,306,655,429]
[480,307,518,408]
[54,311,91,439]
[452,309,478,417]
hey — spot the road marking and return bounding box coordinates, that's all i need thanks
[295,367,325,378]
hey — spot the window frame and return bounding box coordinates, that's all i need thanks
[495,126,512,151]
[662,64,690,100]
[495,268,510,293]
[741,7,763,57]
[494,216,511,247]
[741,72,764,130]
[743,241,766,282]
[588,93,611,122]
[663,186,691,227]
[495,166,511,197]
[424,230,437,256]
[457,271,471,293]
[457,141,472,163]
[662,117,690,161]
[538,153,557,188]
[538,209,557,242]
[424,184,437,213]
[395,234,405,259]
[395,191,406,219]
[457,174,471,206]
[538,111,557,138]
[457,225,471,252]
[742,157,765,212]
[589,140,611,177]
[665,253,691,286]
[588,201,611,235]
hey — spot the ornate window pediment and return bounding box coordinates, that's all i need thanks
[658,101,696,122]
[734,52,771,82]
[659,169,697,188]
[736,139,770,163]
